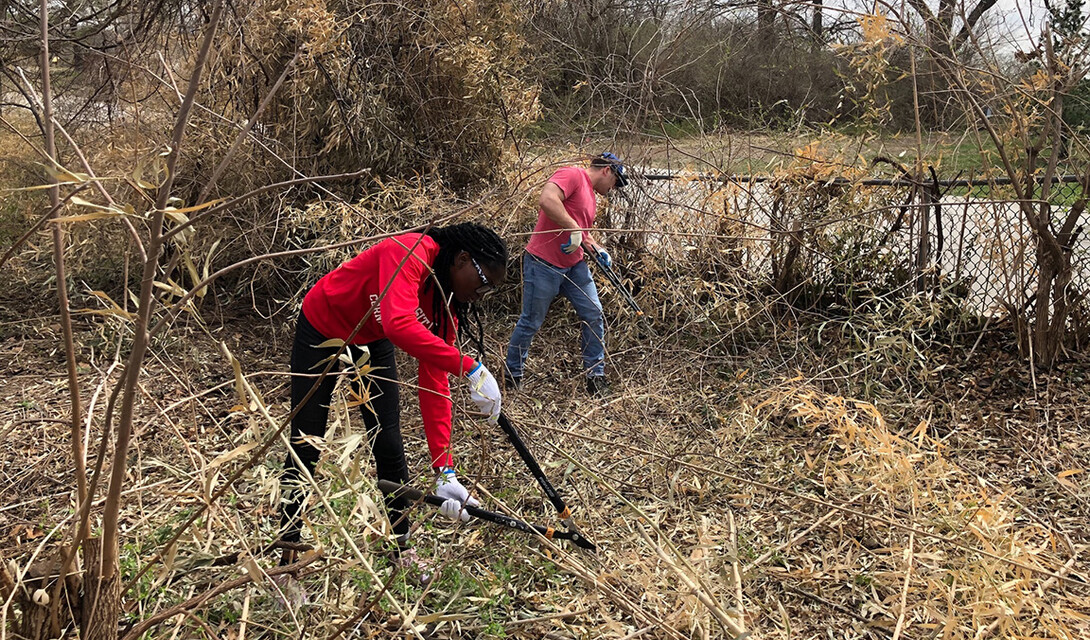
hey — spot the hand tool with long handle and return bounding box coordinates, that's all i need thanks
[496,413,597,548]
[497,413,568,517]
[377,480,595,550]
[585,246,644,316]
[495,412,597,550]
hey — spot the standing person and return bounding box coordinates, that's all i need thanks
[504,152,628,396]
[278,223,507,577]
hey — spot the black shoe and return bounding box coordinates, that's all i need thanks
[586,376,609,397]
[504,373,523,391]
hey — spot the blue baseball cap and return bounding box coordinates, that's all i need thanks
[594,152,628,188]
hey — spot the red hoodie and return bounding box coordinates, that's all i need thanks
[301,233,476,468]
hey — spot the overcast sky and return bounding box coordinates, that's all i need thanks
[992,0,1049,50]
[835,0,1062,52]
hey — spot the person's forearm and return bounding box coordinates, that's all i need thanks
[543,200,599,249]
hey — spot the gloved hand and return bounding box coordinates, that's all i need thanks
[466,362,501,424]
[594,247,612,269]
[435,468,480,522]
[560,229,583,254]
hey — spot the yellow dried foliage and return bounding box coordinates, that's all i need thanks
[752,383,1084,639]
[197,0,539,191]
[859,12,903,49]
[252,0,342,59]
[780,137,865,181]
[834,12,905,129]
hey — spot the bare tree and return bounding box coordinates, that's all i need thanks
[932,5,1090,367]
[905,0,1002,52]
[900,0,1005,125]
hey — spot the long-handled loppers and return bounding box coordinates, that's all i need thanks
[377,480,596,550]
[585,246,644,317]
[496,413,595,550]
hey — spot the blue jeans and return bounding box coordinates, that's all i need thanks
[505,253,605,378]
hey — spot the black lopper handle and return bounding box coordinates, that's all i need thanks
[586,247,644,316]
[377,480,594,550]
[496,413,569,518]
[378,480,558,540]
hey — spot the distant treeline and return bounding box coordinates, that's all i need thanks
[3,0,1087,193]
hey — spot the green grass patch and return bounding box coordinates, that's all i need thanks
[944,180,1084,207]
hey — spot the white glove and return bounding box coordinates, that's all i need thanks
[435,469,480,522]
[560,229,583,254]
[466,362,501,424]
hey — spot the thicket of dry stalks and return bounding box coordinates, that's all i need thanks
[2,1,1090,639]
[4,136,1089,638]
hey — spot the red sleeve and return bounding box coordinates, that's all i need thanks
[419,359,454,468]
[378,238,476,376]
[549,167,578,201]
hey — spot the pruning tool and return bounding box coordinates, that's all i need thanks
[377,480,596,550]
[496,413,596,550]
[585,245,644,317]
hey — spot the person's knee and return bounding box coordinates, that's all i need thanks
[579,300,604,326]
[517,304,550,333]
[520,316,546,335]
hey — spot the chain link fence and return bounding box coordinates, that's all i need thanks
[611,169,1088,322]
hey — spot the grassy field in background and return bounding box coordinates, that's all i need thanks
[627,128,1086,179]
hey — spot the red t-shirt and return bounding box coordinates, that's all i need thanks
[301,233,476,468]
[525,167,597,268]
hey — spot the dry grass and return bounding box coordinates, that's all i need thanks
[2,128,1089,639]
[3,271,1089,639]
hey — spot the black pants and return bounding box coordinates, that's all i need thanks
[279,312,410,543]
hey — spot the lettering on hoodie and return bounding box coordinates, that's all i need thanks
[369,294,434,330]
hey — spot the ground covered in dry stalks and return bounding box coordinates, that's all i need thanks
[3,265,1090,639]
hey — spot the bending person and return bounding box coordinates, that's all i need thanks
[278,222,507,577]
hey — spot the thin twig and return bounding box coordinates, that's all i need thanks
[727,509,745,631]
[890,530,915,640]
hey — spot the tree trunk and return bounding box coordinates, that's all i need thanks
[9,550,79,640]
[922,47,952,128]
[94,7,223,638]
[773,217,802,296]
[81,537,121,640]
[914,179,933,292]
[1026,72,1077,369]
[758,0,777,48]
[16,587,49,639]
[1031,240,1074,369]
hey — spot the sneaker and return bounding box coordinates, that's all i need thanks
[395,546,434,586]
[586,376,609,397]
[504,373,523,392]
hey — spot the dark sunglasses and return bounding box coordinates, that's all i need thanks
[470,257,496,296]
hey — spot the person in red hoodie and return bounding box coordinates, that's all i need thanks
[278,222,507,574]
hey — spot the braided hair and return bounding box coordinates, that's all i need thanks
[425,222,508,359]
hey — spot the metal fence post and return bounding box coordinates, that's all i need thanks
[915,175,932,293]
